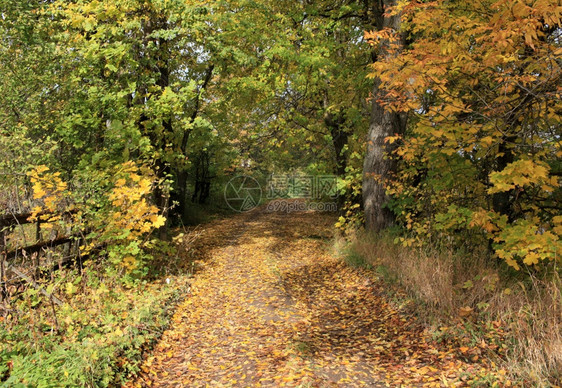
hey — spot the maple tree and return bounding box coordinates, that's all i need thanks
[364,0,561,269]
[45,0,219,222]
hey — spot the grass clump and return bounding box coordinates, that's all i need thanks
[341,231,562,387]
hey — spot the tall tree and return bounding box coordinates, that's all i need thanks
[44,0,221,226]
[366,0,561,268]
[362,0,407,231]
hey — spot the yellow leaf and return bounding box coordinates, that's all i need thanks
[151,215,166,229]
[522,252,540,266]
[34,165,49,174]
[480,136,494,146]
[32,184,46,199]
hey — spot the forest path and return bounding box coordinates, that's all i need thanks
[128,207,486,387]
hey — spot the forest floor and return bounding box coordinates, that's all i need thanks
[127,206,498,387]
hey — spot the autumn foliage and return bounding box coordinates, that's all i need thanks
[28,162,166,277]
[1,0,560,385]
[366,0,561,269]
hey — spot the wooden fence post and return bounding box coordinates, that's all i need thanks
[0,229,7,304]
[34,220,41,280]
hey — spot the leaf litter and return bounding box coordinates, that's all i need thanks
[127,208,503,387]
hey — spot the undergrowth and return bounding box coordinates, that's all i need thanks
[0,276,188,387]
[340,231,562,387]
[0,233,197,387]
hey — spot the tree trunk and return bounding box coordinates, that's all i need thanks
[152,31,172,238]
[174,169,189,219]
[362,0,406,232]
[324,109,348,177]
[491,137,516,221]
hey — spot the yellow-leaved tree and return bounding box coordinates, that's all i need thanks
[29,162,166,277]
[366,0,561,269]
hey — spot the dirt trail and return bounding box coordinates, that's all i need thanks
[129,208,488,387]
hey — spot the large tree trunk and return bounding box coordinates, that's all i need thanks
[362,0,406,232]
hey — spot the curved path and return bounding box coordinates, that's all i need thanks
[128,208,488,387]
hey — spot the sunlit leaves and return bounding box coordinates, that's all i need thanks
[87,162,166,273]
[28,161,166,275]
[495,219,561,269]
[366,0,561,270]
[488,160,554,195]
[28,165,70,221]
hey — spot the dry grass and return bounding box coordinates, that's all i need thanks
[504,273,561,385]
[343,231,562,386]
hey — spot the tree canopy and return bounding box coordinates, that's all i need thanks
[1,0,561,385]
[0,0,558,279]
